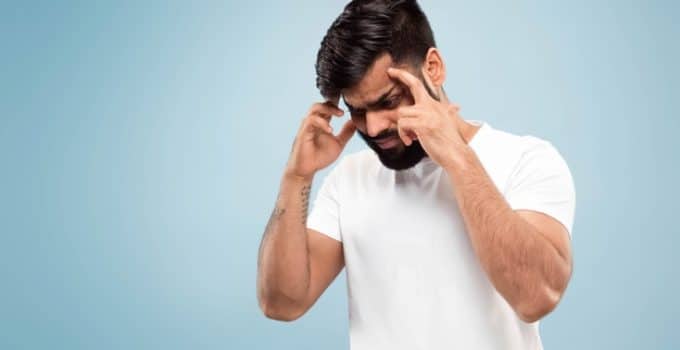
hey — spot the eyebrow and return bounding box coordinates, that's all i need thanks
[344,84,399,112]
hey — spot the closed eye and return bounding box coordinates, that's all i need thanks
[382,94,402,109]
[345,92,402,119]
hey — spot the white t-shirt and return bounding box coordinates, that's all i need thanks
[306,120,575,350]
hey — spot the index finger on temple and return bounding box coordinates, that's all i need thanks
[386,67,427,103]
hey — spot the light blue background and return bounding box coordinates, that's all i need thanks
[1,1,678,349]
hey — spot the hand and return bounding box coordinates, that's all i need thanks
[387,67,467,169]
[285,101,356,181]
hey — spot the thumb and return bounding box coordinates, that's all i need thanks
[336,119,356,147]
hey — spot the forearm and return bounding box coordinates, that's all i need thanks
[257,173,313,312]
[445,147,570,321]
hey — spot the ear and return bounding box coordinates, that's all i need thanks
[421,47,446,88]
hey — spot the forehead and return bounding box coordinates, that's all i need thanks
[342,53,402,108]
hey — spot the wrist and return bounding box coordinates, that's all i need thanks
[442,144,475,175]
[282,169,314,185]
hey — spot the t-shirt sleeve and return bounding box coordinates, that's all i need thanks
[504,140,576,236]
[306,159,344,242]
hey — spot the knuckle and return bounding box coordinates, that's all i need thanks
[313,117,328,128]
[305,115,320,126]
[309,103,324,114]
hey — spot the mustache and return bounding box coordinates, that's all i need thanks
[362,129,400,143]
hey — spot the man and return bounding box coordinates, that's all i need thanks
[257,1,575,349]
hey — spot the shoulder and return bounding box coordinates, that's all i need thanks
[474,122,551,155]
[471,121,572,190]
[479,125,576,234]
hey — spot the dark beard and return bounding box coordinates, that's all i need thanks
[358,129,427,170]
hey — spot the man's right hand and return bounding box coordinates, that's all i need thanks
[285,101,356,180]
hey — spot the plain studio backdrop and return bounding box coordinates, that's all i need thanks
[1,1,678,349]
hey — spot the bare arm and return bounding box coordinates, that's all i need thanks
[256,174,313,319]
[256,175,344,321]
[383,67,572,323]
[444,147,572,323]
[256,102,355,321]
[382,67,572,323]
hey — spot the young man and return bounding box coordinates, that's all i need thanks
[257,1,575,349]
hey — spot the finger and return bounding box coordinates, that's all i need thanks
[396,105,421,120]
[315,100,344,115]
[397,117,421,146]
[310,102,344,119]
[386,67,428,104]
[305,115,333,134]
[395,106,420,146]
[336,119,356,146]
[397,121,411,146]
[324,100,343,112]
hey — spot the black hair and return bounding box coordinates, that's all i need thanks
[315,0,436,100]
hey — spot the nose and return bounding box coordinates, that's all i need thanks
[365,110,392,138]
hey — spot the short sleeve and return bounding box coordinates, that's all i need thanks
[504,140,576,236]
[306,159,344,242]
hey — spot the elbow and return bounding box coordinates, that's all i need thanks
[516,257,573,323]
[516,299,556,323]
[261,303,305,322]
[515,285,564,323]
[258,292,306,322]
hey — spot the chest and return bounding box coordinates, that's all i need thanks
[339,170,473,270]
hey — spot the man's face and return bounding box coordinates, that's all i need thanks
[341,53,438,170]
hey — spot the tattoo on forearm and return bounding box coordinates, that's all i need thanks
[264,205,286,234]
[258,196,286,268]
[258,183,312,270]
[301,184,311,221]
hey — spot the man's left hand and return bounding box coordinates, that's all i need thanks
[387,67,467,170]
